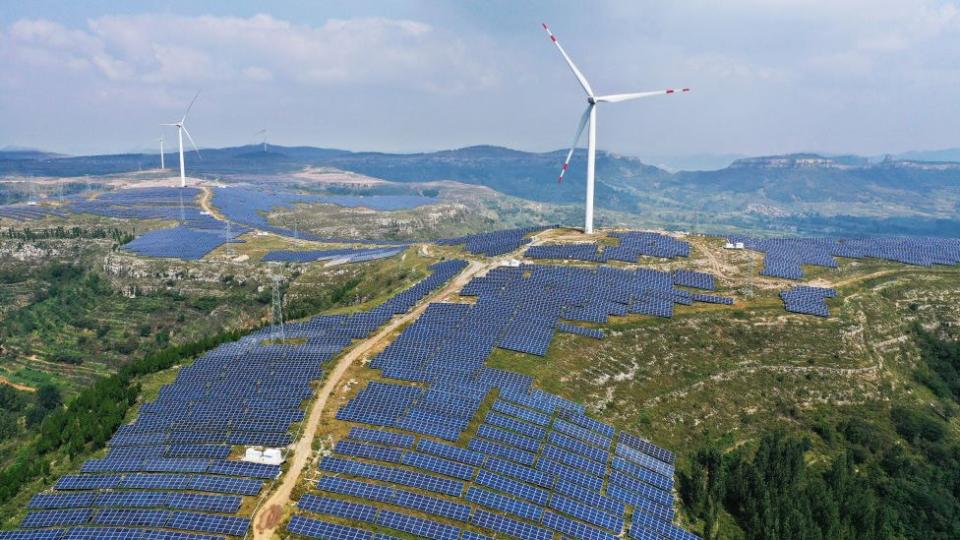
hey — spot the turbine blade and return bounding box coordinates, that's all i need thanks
[595,88,690,103]
[542,23,594,97]
[181,90,200,123]
[557,104,592,183]
[182,126,202,159]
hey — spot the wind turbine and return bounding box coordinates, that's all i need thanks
[254,129,268,152]
[161,91,201,188]
[542,23,689,234]
[159,134,165,169]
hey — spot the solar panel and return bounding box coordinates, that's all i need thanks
[299,494,378,522]
[400,451,475,481]
[466,486,544,522]
[475,470,549,506]
[543,510,620,540]
[20,509,92,528]
[375,509,461,540]
[470,509,553,540]
[166,511,249,536]
[483,456,554,488]
[550,494,622,532]
[288,515,373,540]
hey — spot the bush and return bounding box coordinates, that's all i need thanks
[891,406,945,443]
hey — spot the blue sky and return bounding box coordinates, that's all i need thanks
[1,1,958,158]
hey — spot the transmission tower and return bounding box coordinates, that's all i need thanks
[224,219,234,257]
[178,189,186,225]
[271,275,285,343]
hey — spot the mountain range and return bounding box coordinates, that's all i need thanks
[2,145,959,236]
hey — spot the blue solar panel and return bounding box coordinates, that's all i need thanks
[93,508,169,527]
[0,531,66,540]
[21,509,91,528]
[393,490,472,522]
[476,424,542,453]
[319,457,464,497]
[483,456,554,488]
[549,431,610,464]
[612,456,673,492]
[375,509,461,540]
[543,510,620,540]
[288,515,373,540]
[299,494,378,522]
[335,440,404,463]
[555,480,625,516]
[484,411,548,440]
[347,427,415,448]
[466,486,544,522]
[27,492,95,510]
[491,399,551,426]
[550,493,622,532]
[470,508,553,540]
[400,451,475,481]
[166,511,249,536]
[475,470,549,506]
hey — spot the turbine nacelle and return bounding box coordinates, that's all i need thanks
[542,23,690,233]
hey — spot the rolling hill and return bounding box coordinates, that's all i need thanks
[2,145,960,236]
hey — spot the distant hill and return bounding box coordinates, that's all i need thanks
[896,148,960,163]
[2,144,959,236]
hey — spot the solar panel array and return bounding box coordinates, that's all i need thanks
[437,226,554,256]
[729,235,960,280]
[780,286,836,317]
[45,187,252,260]
[261,246,405,264]
[0,204,68,221]
[524,232,692,263]
[292,388,698,540]
[211,187,405,245]
[7,260,467,539]
[123,226,247,260]
[286,258,700,540]
[369,263,729,385]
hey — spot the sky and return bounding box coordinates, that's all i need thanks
[1,0,958,158]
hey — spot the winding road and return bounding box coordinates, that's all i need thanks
[251,259,488,539]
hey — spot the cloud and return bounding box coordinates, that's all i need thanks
[0,3,958,156]
[1,13,499,92]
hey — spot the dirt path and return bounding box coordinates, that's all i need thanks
[251,259,488,539]
[198,186,227,221]
[828,269,900,289]
[0,376,35,393]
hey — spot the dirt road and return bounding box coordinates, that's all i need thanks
[0,376,35,393]
[198,186,227,221]
[251,259,488,539]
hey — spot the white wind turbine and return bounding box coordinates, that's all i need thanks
[159,134,165,169]
[542,23,689,234]
[161,92,201,187]
[254,129,268,152]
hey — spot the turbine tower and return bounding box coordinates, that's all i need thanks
[254,129,268,153]
[161,91,201,188]
[159,134,165,169]
[542,23,689,234]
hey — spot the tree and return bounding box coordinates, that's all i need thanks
[35,384,62,411]
[0,411,17,440]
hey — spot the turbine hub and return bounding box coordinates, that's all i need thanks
[587,96,596,105]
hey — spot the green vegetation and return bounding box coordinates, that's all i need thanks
[2,225,134,244]
[675,292,960,539]
[0,260,268,392]
[0,327,247,518]
[478,252,960,540]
